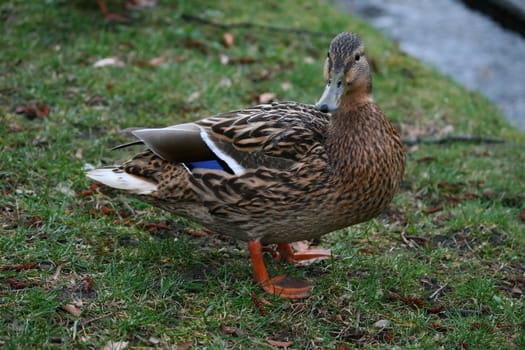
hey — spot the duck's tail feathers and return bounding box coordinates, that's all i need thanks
[86,168,157,195]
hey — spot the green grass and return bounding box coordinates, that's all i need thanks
[1,0,524,349]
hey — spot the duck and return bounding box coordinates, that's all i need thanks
[86,32,406,298]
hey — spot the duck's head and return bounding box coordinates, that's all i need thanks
[315,32,372,113]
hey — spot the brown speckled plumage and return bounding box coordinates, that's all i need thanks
[87,33,405,295]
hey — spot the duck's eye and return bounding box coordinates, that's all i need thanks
[337,81,342,88]
[355,53,361,61]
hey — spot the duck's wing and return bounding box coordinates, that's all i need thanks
[130,102,329,174]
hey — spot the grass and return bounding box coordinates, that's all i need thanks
[1,0,524,349]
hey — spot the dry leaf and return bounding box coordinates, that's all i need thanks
[0,262,38,271]
[438,124,454,136]
[220,323,240,335]
[373,319,390,329]
[184,39,208,55]
[250,291,267,316]
[219,77,232,88]
[15,188,35,196]
[93,57,125,68]
[304,56,315,64]
[15,102,49,119]
[6,278,40,289]
[176,341,193,350]
[223,32,234,48]
[219,54,229,65]
[126,0,156,9]
[228,57,257,65]
[148,56,164,66]
[258,92,277,104]
[102,341,129,350]
[63,303,82,317]
[281,81,292,90]
[187,91,200,103]
[148,337,161,345]
[266,339,293,348]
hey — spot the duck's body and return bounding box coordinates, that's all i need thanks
[87,33,405,298]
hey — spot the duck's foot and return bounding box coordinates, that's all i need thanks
[261,275,312,299]
[277,242,332,266]
[248,240,312,299]
[97,0,129,22]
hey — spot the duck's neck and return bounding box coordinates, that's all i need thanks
[326,98,387,177]
[340,90,373,111]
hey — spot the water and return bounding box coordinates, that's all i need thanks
[338,0,525,131]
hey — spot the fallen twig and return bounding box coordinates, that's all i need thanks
[429,284,449,300]
[402,135,505,145]
[80,313,113,328]
[181,13,332,38]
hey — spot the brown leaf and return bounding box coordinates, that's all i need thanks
[266,339,293,348]
[250,290,267,316]
[426,304,444,314]
[149,56,164,66]
[126,0,156,9]
[220,323,237,335]
[15,102,49,119]
[184,39,208,55]
[223,32,234,48]
[416,156,435,163]
[63,303,82,317]
[387,291,425,309]
[176,341,193,350]
[0,262,38,271]
[220,323,245,336]
[228,57,257,65]
[425,204,443,214]
[384,329,393,343]
[258,92,277,104]
[511,285,523,297]
[83,275,94,291]
[520,209,525,222]
[6,278,40,289]
[428,322,449,332]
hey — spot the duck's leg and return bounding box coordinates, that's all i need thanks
[248,240,312,299]
[97,0,129,22]
[277,242,331,264]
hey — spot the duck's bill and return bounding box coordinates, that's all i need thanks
[315,81,342,112]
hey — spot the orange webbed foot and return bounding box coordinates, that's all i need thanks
[261,275,312,299]
[277,242,332,266]
[248,241,313,299]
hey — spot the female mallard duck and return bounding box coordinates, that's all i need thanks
[87,32,405,298]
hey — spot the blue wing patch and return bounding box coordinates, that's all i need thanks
[187,160,226,171]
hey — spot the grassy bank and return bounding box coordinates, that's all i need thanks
[1,0,524,348]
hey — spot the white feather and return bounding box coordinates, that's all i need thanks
[198,127,245,175]
[86,168,157,195]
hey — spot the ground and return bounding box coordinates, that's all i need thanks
[1,0,524,349]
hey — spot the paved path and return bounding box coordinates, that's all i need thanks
[339,0,525,131]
